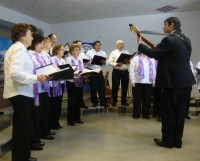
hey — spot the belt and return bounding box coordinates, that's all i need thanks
[113,68,128,71]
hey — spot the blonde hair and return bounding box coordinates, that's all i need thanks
[69,44,81,54]
[52,44,64,56]
[43,37,51,43]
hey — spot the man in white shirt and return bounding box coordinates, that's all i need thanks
[86,41,108,108]
[3,23,48,161]
[129,53,156,119]
[48,33,57,56]
[196,61,200,93]
[108,40,130,107]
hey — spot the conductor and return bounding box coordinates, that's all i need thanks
[137,17,196,148]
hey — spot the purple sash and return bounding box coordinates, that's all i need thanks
[138,55,154,82]
[51,57,66,97]
[71,58,83,87]
[34,53,51,97]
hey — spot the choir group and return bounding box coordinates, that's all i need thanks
[3,16,200,161]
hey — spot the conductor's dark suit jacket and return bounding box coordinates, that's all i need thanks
[138,31,196,88]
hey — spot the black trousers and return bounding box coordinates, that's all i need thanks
[50,84,64,129]
[133,83,152,117]
[39,92,50,137]
[89,72,106,105]
[31,103,40,145]
[79,86,86,107]
[153,88,163,117]
[112,69,129,104]
[66,81,82,123]
[186,87,192,115]
[161,87,191,146]
[9,95,32,161]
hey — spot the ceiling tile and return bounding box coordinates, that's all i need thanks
[0,0,199,24]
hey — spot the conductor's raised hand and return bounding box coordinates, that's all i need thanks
[37,74,49,83]
[137,36,142,45]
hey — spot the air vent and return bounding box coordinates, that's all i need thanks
[156,5,178,12]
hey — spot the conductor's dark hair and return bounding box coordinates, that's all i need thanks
[165,17,181,32]
[48,33,56,38]
[11,23,31,43]
[93,40,101,47]
[28,33,44,50]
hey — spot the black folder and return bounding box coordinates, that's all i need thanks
[49,68,74,80]
[116,53,132,63]
[91,55,106,65]
[58,64,71,69]
[83,58,90,63]
[36,63,74,80]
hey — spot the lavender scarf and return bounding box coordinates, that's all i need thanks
[71,58,84,87]
[138,55,153,82]
[34,53,51,97]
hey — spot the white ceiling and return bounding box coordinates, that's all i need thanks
[0,0,200,24]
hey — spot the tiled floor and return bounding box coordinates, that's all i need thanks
[0,109,200,161]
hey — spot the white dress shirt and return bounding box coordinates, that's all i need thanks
[129,55,156,84]
[196,61,200,89]
[108,49,130,70]
[85,49,107,70]
[66,55,84,82]
[79,48,86,59]
[3,42,37,98]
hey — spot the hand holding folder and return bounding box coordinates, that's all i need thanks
[74,69,101,78]
[91,55,106,65]
[116,53,131,64]
[83,58,90,63]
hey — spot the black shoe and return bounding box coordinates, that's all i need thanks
[121,102,129,106]
[132,115,140,119]
[68,122,75,126]
[58,125,63,129]
[112,103,117,107]
[154,138,173,148]
[185,114,191,120]
[51,127,59,130]
[29,158,37,161]
[174,143,182,149]
[101,104,109,108]
[75,120,84,124]
[31,145,43,151]
[49,131,56,135]
[39,141,45,146]
[157,117,161,122]
[42,135,55,140]
[92,103,98,107]
[81,105,89,109]
[142,116,151,119]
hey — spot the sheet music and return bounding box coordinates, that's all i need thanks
[36,64,61,75]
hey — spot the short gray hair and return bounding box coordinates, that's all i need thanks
[116,40,124,45]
